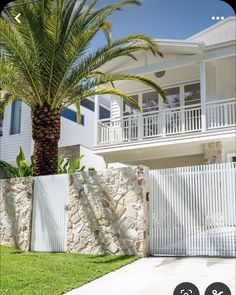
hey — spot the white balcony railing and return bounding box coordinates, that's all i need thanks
[97,98,236,145]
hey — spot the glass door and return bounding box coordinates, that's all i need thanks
[184,83,201,131]
[164,87,181,134]
[123,95,139,140]
[142,91,160,137]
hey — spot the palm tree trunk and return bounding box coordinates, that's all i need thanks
[32,104,60,176]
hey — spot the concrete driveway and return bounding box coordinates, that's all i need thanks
[65,257,236,295]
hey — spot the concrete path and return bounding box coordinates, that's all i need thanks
[65,257,236,295]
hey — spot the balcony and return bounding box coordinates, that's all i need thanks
[97,98,236,146]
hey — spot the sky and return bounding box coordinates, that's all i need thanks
[1,0,235,48]
[94,0,235,44]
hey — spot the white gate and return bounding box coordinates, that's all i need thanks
[150,163,236,257]
[31,174,68,252]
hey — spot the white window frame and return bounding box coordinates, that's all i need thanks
[124,80,200,113]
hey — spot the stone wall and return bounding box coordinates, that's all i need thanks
[204,141,222,163]
[0,177,33,251]
[0,166,149,256]
[67,166,149,256]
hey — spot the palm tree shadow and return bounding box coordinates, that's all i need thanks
[3,178,32,250]
[152,165,235,257]
[69,168,141,255]
[31,176,65,252]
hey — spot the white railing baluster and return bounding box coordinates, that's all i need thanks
[97,99,236,145]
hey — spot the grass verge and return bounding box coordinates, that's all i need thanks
[0,245,139,295]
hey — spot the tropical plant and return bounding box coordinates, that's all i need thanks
[0,146,33,177]
[0,147,86,178]
[0,0,166,176]
[58,154,85,174]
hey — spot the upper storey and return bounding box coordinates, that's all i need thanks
[93,17,236,151]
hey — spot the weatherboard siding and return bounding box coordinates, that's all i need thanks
[0,102,32,162]
[0,103,96,162]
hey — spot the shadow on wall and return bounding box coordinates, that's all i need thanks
[1,178,33,251]
[67,167,148,256]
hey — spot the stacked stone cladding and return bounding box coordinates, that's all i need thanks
[67,166,149,256]
[0,177,33,251]
[0,166,149,256]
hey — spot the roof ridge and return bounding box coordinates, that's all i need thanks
[187,16,236,40]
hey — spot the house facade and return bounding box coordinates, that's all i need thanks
[0,97,109,176]
[93,17,236,169]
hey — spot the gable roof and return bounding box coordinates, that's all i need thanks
[99,17,235,73]
[187,17,236,45]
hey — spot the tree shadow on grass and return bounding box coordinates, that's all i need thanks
[9,251,23,254]
[88,255,137,264]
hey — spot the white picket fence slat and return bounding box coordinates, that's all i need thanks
[31,174,68,252]
[149,163,236,257]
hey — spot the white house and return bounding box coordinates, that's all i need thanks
[1,18,235,175]
[93,17,236,169]
[0,97,109,175]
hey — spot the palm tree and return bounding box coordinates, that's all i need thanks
[0,0,165,176]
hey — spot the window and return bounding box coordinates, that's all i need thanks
[61,108,85,126]
[184,83,200,106]
[142,91,158,112]
[164,87,180,109]
[0,116,3,137]
[10,101,22,135]
[80,98,94,111]
[123,95,139,116]
[80,114,85,126]
[99,106,110,119]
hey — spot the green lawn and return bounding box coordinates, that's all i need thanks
[0,246,139,295]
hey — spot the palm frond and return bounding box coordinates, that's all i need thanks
[80,73,167,101]
[62,87,141,112]
[0,0,164,116]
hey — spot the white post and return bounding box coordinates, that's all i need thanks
[180,85,185,132]
[200,61,206,132]
[159,97,165,136]
[94,95,99,146]
[138,93,143,139]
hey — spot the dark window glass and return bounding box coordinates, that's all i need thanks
[80,114,85,126]
[61,108,85,125]
[80,98,94,111]
[61,108,77,122]
[0,116,3,137]
[99,106,110,119]
[10,101,22,135]
[232,156,236,162]
[142,92,158,112]
[164,87,180,109]
[184,83,200,106]
[123,95,139,116]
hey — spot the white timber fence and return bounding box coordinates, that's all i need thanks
[149,162,236,257]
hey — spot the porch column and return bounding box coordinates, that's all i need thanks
[159,96,165,136]
[94,94,99,146]
[111,95,123,142]
[200,61,206,132]
[138,93,143,139]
